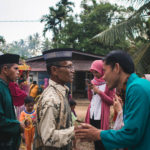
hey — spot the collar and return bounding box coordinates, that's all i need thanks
[24,109,35,114]
[126,73,138,88]
[0,78,8,87]
[118,73,138,101]
[49,79,69,98]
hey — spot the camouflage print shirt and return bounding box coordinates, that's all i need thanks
[34,79,74,150]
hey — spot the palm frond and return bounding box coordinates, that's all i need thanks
[135,44,150,73]
[133,42,150,66]
[92,2,150,46]
[127,0,150,4]
[92,14,142,45]
[0,36,5,44]
[131,1,150,16]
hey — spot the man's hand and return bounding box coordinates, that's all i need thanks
[75,123,101,141]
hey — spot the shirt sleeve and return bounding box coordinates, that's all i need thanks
[99,86,115,105]
[87,89,92,101]
[100,84,149,149]
[39,101,74,148]
[0,93,20,136]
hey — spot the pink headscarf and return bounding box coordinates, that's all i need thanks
[90,60,105,85]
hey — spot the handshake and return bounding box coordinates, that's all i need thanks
[74,123,102,142]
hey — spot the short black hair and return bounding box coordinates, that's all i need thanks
[0,64,14,74]
[24,96,34,105]
[46,61,61,75]
[104,50,135,74]
[33,81,37,84]
[69,100,76,107]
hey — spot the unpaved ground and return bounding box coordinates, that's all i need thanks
[74,99,94,150]
[75,98,90,121]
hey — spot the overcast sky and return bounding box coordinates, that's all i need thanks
[0,0,117,43]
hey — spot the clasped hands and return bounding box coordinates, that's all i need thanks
[74,123,101,142]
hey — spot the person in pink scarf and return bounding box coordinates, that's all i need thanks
[85,60,115,150]
[44,78,49,89]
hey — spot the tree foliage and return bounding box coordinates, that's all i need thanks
[0,36,6,53]
[42,1,132,55]
[92,0,150,73]
[41,0,74,37]
[0,36,5,44]
[0,33,42,58]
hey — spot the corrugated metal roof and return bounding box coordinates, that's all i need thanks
[26,49,103,62]
[26,50,104,72]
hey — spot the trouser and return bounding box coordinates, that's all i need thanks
[24,127,35,150]
[90,119,105,150]
[0,139,13,150]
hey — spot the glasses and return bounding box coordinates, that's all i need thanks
[55,65,75,70]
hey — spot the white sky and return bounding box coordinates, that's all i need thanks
[0,0,119,43]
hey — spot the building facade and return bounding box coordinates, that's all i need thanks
[26,50,103,98]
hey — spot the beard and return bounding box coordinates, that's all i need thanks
[109,77,120,90]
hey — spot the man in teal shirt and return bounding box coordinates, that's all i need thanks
[75,50,150,150]
[0,53,24,150]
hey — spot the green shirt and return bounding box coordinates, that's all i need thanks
[0,78,21,150]
[101,73,150,150]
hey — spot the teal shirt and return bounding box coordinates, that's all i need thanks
[0,78,21,149]
[101,73,150,150]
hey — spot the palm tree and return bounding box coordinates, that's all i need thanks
[92,0,150,45]
[0,36,5,44]
[0,36,6,53]
[41,0,74,37]
[92,0,150,73]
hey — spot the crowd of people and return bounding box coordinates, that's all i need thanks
[0,49,150,150]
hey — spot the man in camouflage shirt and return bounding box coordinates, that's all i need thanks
[34,49,75,150]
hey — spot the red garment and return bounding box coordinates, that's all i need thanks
[113,110,118,122]
[85,86,115,130]
[9,82,27,106]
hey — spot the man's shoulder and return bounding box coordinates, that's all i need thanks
[128,77,150,88]
[127,77,150,98]
[41,85,61,105]
[0,81,8,93]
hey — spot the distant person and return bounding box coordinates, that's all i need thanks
[0,53,24,150]
[69,100,77,123]
[29,81,39,99]
[19,79,30,95]
[44,78,49,89]
[20,96,36,150]
[34,49,75,150]
[75,50,150,150]
[85,60,115,150]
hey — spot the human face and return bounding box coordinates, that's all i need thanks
[91,70,102,79]
[53,61,75,85]
[25,102,34,113]
[103,62,120,90]
[5,64,19,82]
